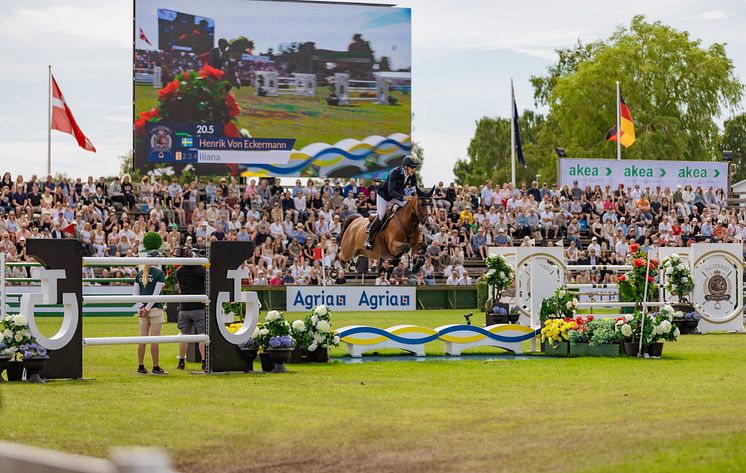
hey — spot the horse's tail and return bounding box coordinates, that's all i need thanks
[338,214,361,247]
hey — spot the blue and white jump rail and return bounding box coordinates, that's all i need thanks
[336,324,540,358]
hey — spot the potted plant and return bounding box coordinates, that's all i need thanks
[238,337,259,373]
[0,341,10,382]
[267,335,294,373]
[289,319,310,363]
[673,311,700,335]
[486,305,509,325]
[540,288,579,321]
[20,343,48,383]
[586,318,622,356]
[616,247,659,312]
[540,318,576,356]
[482,255,514,313]
[661,255,695,313]
[567,315,593,356]
[647,305,680,357]
[303,305,339,363]
[222,301,246,325]
[254,311,294,373]
[163,264,180,323]
[2,313,35,381]
[614,310,655,356]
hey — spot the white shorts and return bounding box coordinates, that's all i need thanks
[376,195,404,218]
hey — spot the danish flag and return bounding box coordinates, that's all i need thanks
[51,75,96,152]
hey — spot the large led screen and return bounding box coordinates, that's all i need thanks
[134,0,412,177]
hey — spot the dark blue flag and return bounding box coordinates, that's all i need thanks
[512,91,526,167]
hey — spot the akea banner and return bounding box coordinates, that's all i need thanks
[559,159,728,191]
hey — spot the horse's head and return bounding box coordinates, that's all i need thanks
[411,185,435,222]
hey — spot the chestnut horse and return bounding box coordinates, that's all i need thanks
[337,186,434,269]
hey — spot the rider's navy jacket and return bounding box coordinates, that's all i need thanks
[378,166,416,201]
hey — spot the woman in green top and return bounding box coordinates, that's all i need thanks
[133,251,167,375]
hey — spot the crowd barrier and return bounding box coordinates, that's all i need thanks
[8,239,258,379]
[488,244,745,333]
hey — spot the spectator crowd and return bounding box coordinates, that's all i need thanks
[0,170,736,287]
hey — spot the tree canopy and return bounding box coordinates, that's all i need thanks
[455,16,744,187]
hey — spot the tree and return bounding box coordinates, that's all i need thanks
[530,40,600,107]
[543,16,743,163]
[454,111,546,186]
[722,114,746,182]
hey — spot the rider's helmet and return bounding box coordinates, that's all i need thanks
[402,155,418,169]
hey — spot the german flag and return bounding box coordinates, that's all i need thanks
[606,93,636,147]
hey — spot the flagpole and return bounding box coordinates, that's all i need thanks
[48,65,52,176]
[510,79,516,187]
[616,81,621,161]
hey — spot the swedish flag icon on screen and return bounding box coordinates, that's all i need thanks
[181,136,194,148]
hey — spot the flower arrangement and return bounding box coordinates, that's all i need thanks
[539,288,579,321]
[661,255,694,303]
[163,265,179,293]
[566,315,595,344]
[19,342,47,359]
[303,305,339,353]
[222,301,246,323]
[269,335,293,349]
[616,249,658,307]
[2,314,34,359]
[239,337,260,350]
[290,319,311,351]
[491,305,508,316]
[650,305,681,343]
[586,319,618,345]
[135,65,242,140]
[226,323,242,334]
[540,318,577,347]
[254,310,292,351]
[614,310,655,345]
[483,255,513,299]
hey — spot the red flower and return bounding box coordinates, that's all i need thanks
[632,258,646,268]
[140,108,160,121]
[647,275,654,284]
[587,315,594,321]
[616,274,628,283]
[134,117,147,136]
[158,79,180,100]
[629,243,640,253]
[224,122,240,137]
[199,64,224,80]
[226,93,240,118]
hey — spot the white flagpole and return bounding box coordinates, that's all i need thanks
[616,81,621,161]
[48,65,52,176]
[511,79,516,187]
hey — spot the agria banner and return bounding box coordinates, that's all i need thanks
[286,286,416,312]
[559,158,729,191]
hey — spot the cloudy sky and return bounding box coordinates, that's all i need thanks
[0,0,743,184]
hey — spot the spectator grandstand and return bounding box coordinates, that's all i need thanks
[0,170,736,287]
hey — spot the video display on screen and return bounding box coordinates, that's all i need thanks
[134,0,412,177]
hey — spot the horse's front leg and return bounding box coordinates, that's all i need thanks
[390,241,411,258]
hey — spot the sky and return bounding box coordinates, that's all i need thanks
[0,0,744,185]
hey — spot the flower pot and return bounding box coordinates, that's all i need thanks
[0,356,10,382]
[267,348,293,373]
[544,341,569,356]
[507,314,520,324]
[588,343,623,357]
[671,303,694,313]
[623,342,640,357]
[259,352,275,373]
[485,313,509,325]
[647,342,664,358]
[288,347,304,364]
[570,342,590,356]
[308,347,330,363]
[240,348,258,372]
[22,356,49,384]
[6,361,24,382]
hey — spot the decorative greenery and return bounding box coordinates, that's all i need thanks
[540,318,577,347]
[2,314,34,360]
[163,265,178,293]
[566,315,594,344]
[587,319,618,346]
[222,301,246,323]
[614,310,655,345]
[539,288,578,321]
[142,231,163,251]
[255,311,292,351]
[290,319,311,352]
[661,255,694,303]
[302,305,339,352]
[483,255,514,300]
[476,279,488,312]
[650,305,681,343]
[239,338,259,350]
[616,246,658,308]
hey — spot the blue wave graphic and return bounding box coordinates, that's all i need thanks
[244,139,412,175]
[337,326,440,345]
[439,325,541,343]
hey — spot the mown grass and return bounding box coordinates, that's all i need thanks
[2,311,746,473]
[135,84,411,149]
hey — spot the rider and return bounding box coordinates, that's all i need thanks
[365,155,419,250]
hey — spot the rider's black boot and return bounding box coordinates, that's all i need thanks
[365,217,382,250]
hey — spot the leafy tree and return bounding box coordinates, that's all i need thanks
[545,16,743,162]
[530,40,600,107]
[722,114,746,182]
[454,111,546,186]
